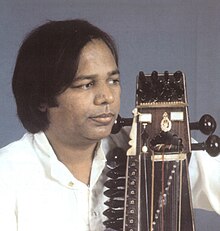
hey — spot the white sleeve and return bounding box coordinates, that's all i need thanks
[0,178,17,231]
[189,149,220,214]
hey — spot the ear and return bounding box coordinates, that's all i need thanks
[38,103,47,112]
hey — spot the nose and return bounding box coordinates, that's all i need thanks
[94,84,114,105]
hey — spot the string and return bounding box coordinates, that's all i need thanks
[143,151,149,230]
[178,120,183,231]
[161,148,165,231]
[150,151,155,231]
[178,158,183,231]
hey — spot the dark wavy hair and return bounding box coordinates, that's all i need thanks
[12,19,118,133]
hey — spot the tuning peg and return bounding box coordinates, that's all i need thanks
[104,188,125,198]
[103,217,123,230]
[103,208,124,220]
[111,115,132,134]
[104,198,125,208]
[173,71,183,82]
[104,178,126,189]
[191,134,220,157]
[106,166,126,179]
[190,114,217,135]
[164,70,169,80]
[106,147,127,169]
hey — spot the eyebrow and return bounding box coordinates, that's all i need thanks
[74,68,120,82]
[110,69,120,76]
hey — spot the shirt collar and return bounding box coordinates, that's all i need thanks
[33,132,107,188]
[33,131,56,158]
[89,140,107,188]
[33,132,74,186]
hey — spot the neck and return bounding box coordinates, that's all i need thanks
[45,131,99,185]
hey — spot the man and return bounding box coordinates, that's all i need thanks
[0,19,219,231]
[0,19,130,231]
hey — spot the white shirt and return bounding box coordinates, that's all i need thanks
[0,130,129,231]
[189,148,220,214]
[0,130,219,231]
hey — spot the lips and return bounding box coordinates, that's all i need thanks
[89,113,115,125]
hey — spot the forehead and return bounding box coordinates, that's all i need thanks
[79,39,115,63]
[76,39,117,76]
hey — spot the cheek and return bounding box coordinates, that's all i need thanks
[114,88,121,107]
[63,100,91,120]
[57,94,88,116]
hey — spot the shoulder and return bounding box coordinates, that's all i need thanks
[0,133,36,161]
[189,142,220,213]
[189,148,220,180]
[0,133,44,186]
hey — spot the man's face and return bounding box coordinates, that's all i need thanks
[45,39,121,147]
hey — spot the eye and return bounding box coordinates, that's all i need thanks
[81,82,94,90]
[70,81,94,90]
[109,78,120,85]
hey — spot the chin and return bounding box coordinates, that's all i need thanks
[93,126,112,139]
